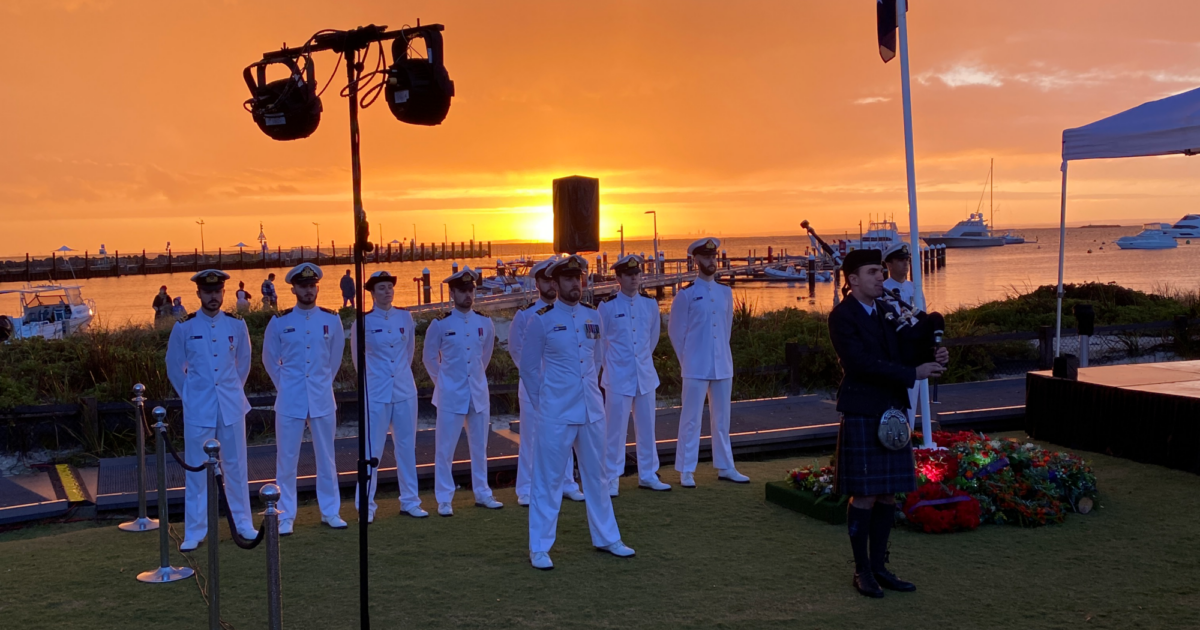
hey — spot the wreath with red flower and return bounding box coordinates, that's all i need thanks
[902,483,981,534]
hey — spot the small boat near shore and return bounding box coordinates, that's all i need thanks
[0,284,96,341]
[1163,214,1200,239]
[762,265,831,282]
[1116,224,1178,250]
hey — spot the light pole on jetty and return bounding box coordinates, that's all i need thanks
[644,210,658,265]
[242,22,455,630]
[196,219,206,256]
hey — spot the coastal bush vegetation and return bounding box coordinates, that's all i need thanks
[0,283,1196,410]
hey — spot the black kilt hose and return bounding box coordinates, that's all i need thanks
[826,296,922,497]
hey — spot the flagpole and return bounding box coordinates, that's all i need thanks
[895,0,935,449]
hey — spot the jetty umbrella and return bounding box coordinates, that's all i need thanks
[1055,85,1200,355]
[54,245,75,252]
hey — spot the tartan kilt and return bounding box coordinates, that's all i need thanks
[834,414,916,496]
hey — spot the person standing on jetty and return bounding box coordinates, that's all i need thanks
[520,255,634,570]
[349,271,427,522]
[507,256,586,507]
[165,269,257,551]
[598,254,670,495]
[235,281,253,313]
[152,285,172,322]
[340,269,355,308]
[261,273,277,309]
[422,267,502,516]
[668,237,749,487]
[262,262,348,535]
[828,248,948,598]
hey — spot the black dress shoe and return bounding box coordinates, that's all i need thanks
[873,569,916,592]
[853,571,885,598]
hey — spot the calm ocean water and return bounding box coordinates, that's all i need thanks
[2,227,1196,327]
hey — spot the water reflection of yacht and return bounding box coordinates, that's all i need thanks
[922,213,1006,248]
[1163,214,1200,239]
[0,284,96,341]
[1116,224,1178,250]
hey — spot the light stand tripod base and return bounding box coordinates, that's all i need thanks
[119,517,160,532]
[137,565,195,583]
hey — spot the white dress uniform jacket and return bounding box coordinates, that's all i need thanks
[166,311,252,427]
[520,301,604,425]
[165,310,256,540]
[598,291,661,396]
[423,310,494,413]
[350,307,417,405]
[262,306,346,419]
[508,298,552,401]
[668,276,734,380]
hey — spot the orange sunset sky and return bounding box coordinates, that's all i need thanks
[4,0,1200,256]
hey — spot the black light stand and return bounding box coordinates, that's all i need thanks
[255,23,448,630]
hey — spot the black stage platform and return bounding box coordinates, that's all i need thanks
[1027,360,1200,474]
[2,378,1026,523]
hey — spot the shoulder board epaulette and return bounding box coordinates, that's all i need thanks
[436,311,450,320]
[278,307,294,316]
[681,282,694,290]
[319,307,338,315]
[363,309,374,316]
[226,311,243,320]
[638,290,652,299]
[580,301,596,310]
[473,310,488,318]
[518,302,534,311]
[178,312,197,323]
[601,293,617,303]
[535,304,553,316]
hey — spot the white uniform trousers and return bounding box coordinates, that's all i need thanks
[355,398,421,517]
[674,377,735,473]
[275,412,341,522]
[516,392,580,499]
[184,420,253,542]
[434,403,494,504]
[529,420,621,553]
[604,391,660,484]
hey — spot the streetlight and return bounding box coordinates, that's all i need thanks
[412,224,417,244]
[196,219,206,256]
[618,224,625,259]
[312,222,321,248]
[644,210,658,269]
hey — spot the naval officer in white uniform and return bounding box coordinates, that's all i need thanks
[508,256,585,506]
[881,242,921,428]
[520,255,634,570]
[262,262,348,535]
[598,254,670,495]
[165,269,257,551]
[668,237,749,487]
[350,271,427,522]
[422,267,503,516]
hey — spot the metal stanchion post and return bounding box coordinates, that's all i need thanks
[120,383,159,532]
[137,407,194,583]
[204,439,222,630]
[261,484,283,630]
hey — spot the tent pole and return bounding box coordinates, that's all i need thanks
[897,0,935,448]
[1055,160,1068,357]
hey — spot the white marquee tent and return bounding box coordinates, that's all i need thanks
[1055,86,1200,353]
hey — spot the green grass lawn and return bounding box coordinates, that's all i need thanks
[3,435,1199,629]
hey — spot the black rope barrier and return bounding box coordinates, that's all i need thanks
[215,470,266,550]
[139,410,206,473]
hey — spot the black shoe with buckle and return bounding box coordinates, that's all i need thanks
[873,568,916,592]
[853,571,885,598]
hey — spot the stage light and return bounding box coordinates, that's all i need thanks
[243,55,323,141]
[384,28,454,126]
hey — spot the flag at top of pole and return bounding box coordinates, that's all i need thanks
[876,0,909,63]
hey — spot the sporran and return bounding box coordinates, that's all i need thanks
[877,408,911,451]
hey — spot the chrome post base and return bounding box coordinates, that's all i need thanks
[118,517,160,532]
[137,565,195,584]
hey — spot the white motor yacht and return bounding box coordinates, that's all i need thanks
[0,284,96,341]
[840,219,906,252]
[923,213,1005,248]
[1116,224,1178,250]
[1163,214,1200,239]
